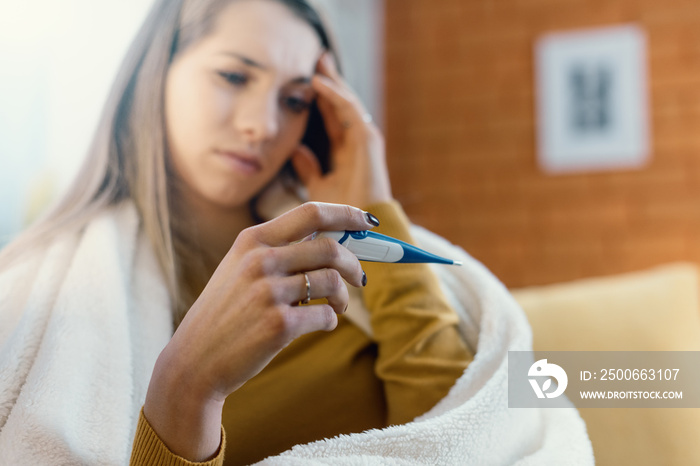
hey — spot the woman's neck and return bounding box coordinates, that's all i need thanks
[174,189,256,273]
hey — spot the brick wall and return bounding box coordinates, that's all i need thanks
[384,0,700,287]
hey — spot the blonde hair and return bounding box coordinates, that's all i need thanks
[0,0,337,324]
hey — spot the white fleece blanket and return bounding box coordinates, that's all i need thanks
[0,203,593,465]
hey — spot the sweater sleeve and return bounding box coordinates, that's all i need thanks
[130,408,226,466]
[361,200,473,426]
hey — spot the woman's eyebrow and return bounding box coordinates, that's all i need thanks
[220,52,313,85]
[222,51,267,70]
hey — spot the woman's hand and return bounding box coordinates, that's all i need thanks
[291,52,393,209]
[143,202,377,461]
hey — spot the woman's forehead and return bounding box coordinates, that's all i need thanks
[207,0,322,74]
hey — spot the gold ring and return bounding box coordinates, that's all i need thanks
[302,272,311,304]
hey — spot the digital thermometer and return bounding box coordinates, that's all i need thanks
[313,230,462,265]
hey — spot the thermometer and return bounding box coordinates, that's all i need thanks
[313,230,462,265]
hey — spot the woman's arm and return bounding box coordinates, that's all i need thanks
[130,408,225,465]
[136,203,378,462]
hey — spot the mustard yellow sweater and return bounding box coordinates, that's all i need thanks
[130,201,472,465]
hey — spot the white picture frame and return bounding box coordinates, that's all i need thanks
[535,24,650,174]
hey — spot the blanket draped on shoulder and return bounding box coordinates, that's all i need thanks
[0,203,593,465]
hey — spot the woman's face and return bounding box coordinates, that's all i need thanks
[165,0,322,209]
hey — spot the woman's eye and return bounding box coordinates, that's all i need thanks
[218,72,248,86]
[283,96,312,114]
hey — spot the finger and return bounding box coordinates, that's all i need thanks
[285,304,339,335]
[312,53,346,139]
[314,94,344,141]
[249,202,378,246]
[317,51,342,83]
[282,269,349,314]
[312,75,360,113]
[312,75,366,130]
[271,238,365,288]
[291,144,323,186]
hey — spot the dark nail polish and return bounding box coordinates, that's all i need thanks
[362,271,367,287]
[365,212,380,227]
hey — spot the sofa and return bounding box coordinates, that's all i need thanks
[510,262,700,466]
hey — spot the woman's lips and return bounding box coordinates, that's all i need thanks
[215,150,263,175]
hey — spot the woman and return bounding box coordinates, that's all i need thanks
[0,0,471,464]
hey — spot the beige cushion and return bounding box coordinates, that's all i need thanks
[510,263,700,466]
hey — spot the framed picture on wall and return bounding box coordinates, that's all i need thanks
[534,24,650,174]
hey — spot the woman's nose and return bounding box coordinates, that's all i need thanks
[233,93,279,143]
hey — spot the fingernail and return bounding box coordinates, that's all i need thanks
[362,271,367,287]
[365,212,380,227]
[343,304,348,314]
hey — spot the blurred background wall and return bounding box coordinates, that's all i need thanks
[384,0,700,288]
[0,0,153,247]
